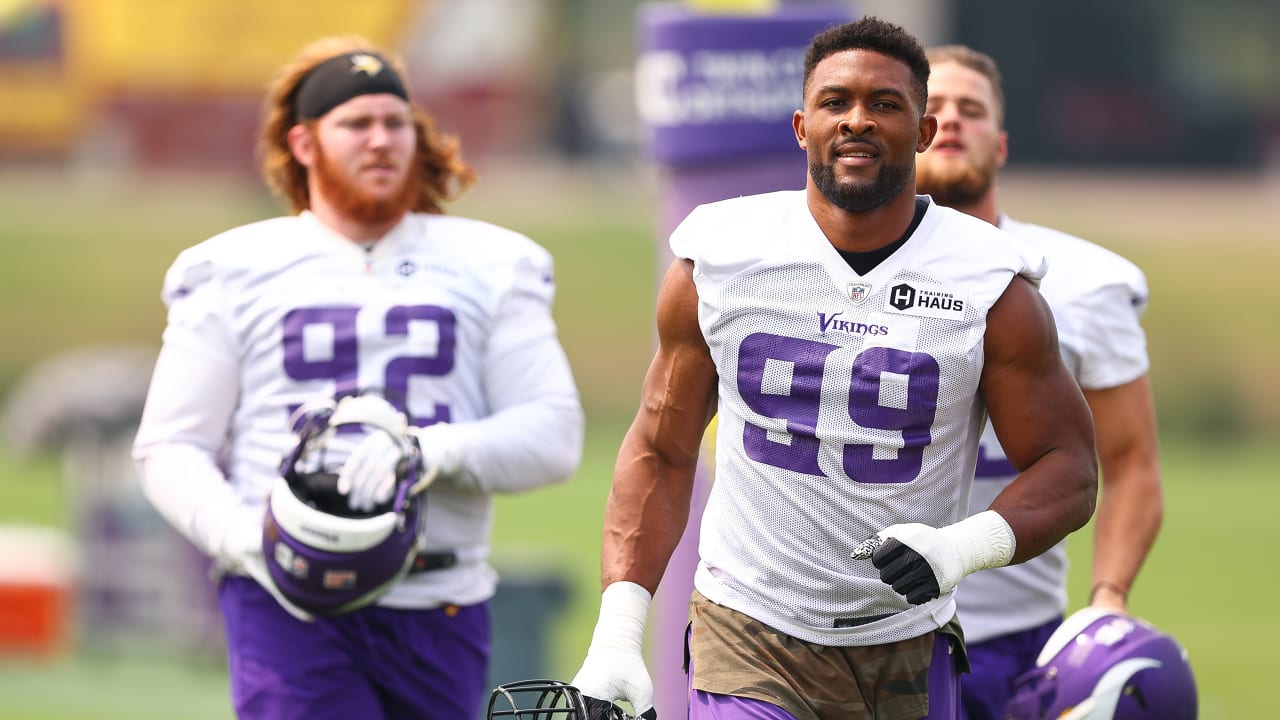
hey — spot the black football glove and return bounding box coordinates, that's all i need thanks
[872,537,941,605]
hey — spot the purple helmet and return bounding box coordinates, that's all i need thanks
[263,393,426,616]
[1005,607,1198,720]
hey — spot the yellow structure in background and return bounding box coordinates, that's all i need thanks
[686,0,778,13]
[0,0,417,152]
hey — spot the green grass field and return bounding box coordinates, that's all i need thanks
[1,436,1272,719]
[0,166,1275,719]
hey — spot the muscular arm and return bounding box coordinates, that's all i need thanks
[1084,375,1163,609]
[600,259,718,594]
[981,276,1098,563]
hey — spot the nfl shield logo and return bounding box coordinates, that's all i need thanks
[847,282,872,304]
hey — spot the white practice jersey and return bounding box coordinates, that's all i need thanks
[676,191,1046,646]
[958,216,1149,644]
[133,211,583,609]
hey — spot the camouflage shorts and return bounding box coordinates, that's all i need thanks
[686,590,963,720]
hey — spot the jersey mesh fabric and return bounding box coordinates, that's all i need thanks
[673,191,1045,646]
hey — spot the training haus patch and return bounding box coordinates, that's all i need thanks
[883,281,968,320]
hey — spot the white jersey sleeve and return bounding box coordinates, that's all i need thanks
[133,244,250,559]
[1006,217,1149,391]
[958,216,1151,644]
[673,192,1045,647]
[1056,283,1150,390]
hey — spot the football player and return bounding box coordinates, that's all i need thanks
[915,44,1165,720]
[132,36,584,720]
[570,18,1098,720]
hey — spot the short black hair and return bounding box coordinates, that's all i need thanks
[802,16,930,111]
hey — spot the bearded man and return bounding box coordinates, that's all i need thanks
[132,36,584,720]
[917,44,1164,720]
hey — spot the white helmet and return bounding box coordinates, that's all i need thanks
[264,393,427,616]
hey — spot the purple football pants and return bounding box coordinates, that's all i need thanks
[218,576,490,720]
[959,618,1060,720]
[688,631,961,719]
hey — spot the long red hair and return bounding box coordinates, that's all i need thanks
[257,36,476,215]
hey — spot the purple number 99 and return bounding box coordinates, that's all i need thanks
[737,332,940,483]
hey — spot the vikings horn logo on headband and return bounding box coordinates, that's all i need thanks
[294,51,409,121]
[349,53,384,77]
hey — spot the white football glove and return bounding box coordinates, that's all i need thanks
[853,510,1016,605]
[214,504,314,623]
[330,395,439,511]
[571,581,658,719]
[337,431,408,511]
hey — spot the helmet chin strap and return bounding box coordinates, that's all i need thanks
[288,397,338,432]
[404,438,436,498]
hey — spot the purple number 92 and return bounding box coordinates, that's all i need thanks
[281,305,457,427]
